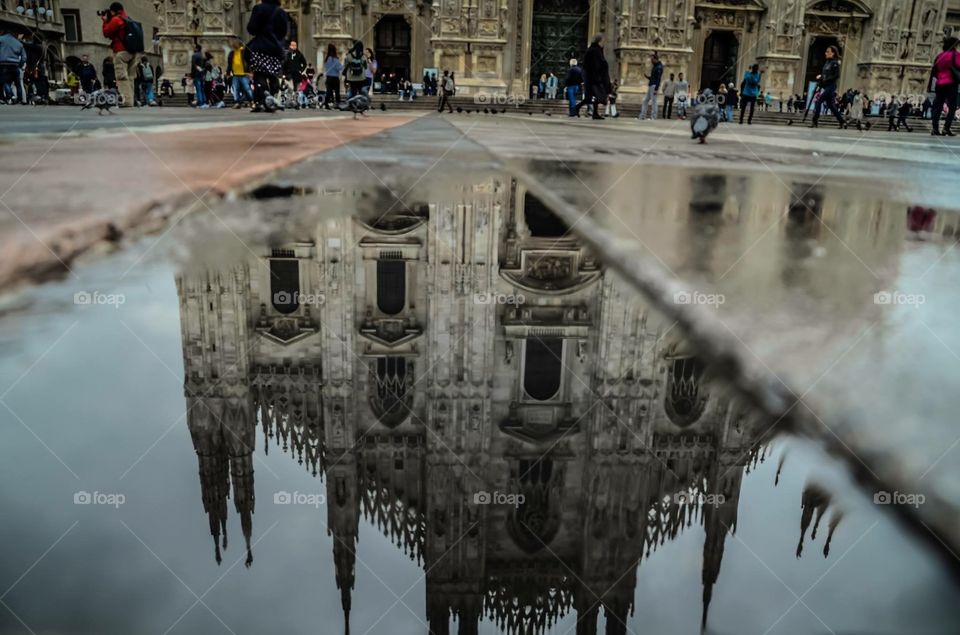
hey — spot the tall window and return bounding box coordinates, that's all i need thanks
[523,339,563,401]
[376,259,406,315]
[269,259,300,314]
[62,9,81,42]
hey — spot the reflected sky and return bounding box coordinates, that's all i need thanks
[0,168,958,635]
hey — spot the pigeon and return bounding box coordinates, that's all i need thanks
[80,88,120,114]
[337,93,370,119]
[691,89,720,144]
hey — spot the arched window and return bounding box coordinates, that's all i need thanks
[370,357,411,427]
[270,259,300,314]
[377,259,406,315]
[664,357,708,427]
[524,338,563,401]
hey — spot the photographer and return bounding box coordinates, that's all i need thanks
[100,2,139,108]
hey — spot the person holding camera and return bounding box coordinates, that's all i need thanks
[101,2,142,108]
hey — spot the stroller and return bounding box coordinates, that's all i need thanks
[298,78,321,109]
[208,77,227,108]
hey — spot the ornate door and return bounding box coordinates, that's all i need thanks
[530,0,590,88]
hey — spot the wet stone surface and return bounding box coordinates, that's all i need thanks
[0,116,958,635]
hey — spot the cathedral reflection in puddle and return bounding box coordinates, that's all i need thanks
[172,173,920,635]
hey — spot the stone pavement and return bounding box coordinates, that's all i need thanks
[0,110,418,291]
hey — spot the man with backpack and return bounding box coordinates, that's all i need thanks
[343,41,367,98]
[136,57,157,106]
[101,2,145,108]
[739,63,762,125]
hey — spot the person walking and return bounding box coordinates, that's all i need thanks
[322,43,342,109]
[0,27,26,104]
[100,2,140,108]
[661,73,675,119]
[809,46,846,129]
[638,52,663,120]
[718,83,729,121]
[930,36,959,136]
[739,64,761,124]
[437,70,453,113]
[846,90,866,131]
[577,34,609,120]
[246,0,288,112]
[227,39,254,108]
[565,58,583,117]
[896,99,914,132]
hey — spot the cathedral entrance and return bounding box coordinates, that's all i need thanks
[805,36,842,90]
[375,15,412,82]
[530,0,590,89]
[700,31,739,92]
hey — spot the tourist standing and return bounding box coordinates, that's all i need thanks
[546,72,558,99]
[725,82,737,122]
[284,40,307,90]
[674,72,689,119]
[343,40,367,99]
[136,57,157,106]
[739,64,761,124]
[100,2,140,108]
[322,43,342,109]
[227,39,254,108]
[77,54,98,93]
[638,52,663,120]
[364,48,377,96]
[930,36,959,136]
[190,44,206,107]
[246,0,288,112]
[661,73,675,119]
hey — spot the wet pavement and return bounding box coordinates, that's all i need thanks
[0,114,959,635]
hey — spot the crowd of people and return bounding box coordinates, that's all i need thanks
[551,33,959,136]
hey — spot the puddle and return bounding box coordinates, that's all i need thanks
[1,135,958,634]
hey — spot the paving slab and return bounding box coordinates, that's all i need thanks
[0,113,418,291]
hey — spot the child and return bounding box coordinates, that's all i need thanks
[607,80,620,118]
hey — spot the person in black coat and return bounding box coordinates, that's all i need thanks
[575,34,610,119]
[247,0,289,111]
[810,45,845,128]
[283,40,307,85]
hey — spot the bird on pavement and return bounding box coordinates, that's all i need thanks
[691,89,720,144]
[80,88,120,114]
[338,93,370,119]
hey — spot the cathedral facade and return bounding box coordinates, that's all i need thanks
[173,172,882,633]
[154,0,960,100]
